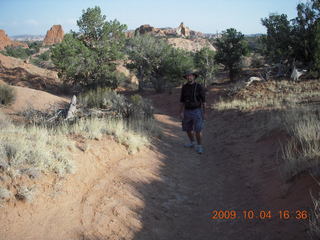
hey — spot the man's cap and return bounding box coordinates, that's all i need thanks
[183,70,199,79]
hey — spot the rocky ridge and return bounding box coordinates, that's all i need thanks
[133,22,204,38]
[0,29,28,50]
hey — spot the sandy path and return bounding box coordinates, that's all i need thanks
[136,89,313,240]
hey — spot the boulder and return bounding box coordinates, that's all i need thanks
[43,25,64,46]
[0,29,28,50]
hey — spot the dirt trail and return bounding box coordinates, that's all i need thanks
[139,87,314,240]
[0,86,316,240]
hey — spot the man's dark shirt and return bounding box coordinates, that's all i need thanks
[180,82,206,110]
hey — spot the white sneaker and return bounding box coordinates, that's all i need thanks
[196,145,204,154]
[184,141,195,148]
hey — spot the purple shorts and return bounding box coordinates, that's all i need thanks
[182,108,204,132]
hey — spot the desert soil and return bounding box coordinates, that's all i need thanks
[0,85,317,240]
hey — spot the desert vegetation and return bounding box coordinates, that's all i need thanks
[51,6,127,90]
[215,28,249,81]
[0,41,41,60]
[210,1,320,236]
[0,83,15,106]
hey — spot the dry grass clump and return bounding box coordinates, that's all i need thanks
[15,185,34,202]
[0,112,74,178]
[309,191,320,239]
[0,84,16,106]
[214,80,320,111]
[61,117,158,154]
[281,107,320,180]
[0,187,12,202]
[214,96,282,111]
[73,89,157,153]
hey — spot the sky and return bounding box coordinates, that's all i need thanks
[0,0,305,36]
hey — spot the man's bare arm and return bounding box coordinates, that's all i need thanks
[179,103,185,119]
[202,102,206,119]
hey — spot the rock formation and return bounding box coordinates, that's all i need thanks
[167,38,216,52]
[134,24,165,37]
[131,23,215,52]
[133,23,205,39]
[0,29,28,50]
[190,30,205,38]
[125,30,135,38]
[43,25,64,46]
[176,22,190,37]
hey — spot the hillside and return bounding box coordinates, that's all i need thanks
[0,53,61,93]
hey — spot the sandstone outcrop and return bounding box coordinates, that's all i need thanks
[0,29,28,50]
[176,22,190,37]
[43,25,64,46]
[167,38,216,52]
[125,30,135,38]
[134,24,165,37]
[133,23,205,39]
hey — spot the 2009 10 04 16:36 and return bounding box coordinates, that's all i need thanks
[210,210,308,220]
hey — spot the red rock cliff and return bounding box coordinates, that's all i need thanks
[43,25,64,46]
[0,30,28,50]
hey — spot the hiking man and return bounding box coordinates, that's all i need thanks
[179,70,206,154]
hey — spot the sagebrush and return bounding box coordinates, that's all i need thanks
[0,84,16,106]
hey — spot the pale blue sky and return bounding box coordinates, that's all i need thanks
[0,0,305,36]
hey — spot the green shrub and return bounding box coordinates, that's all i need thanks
[0,84,16,106]
[1,46,32,59]
[79,87,126,113]
[38,51,50,61]
[78,88,154,120]
[51,7,127,90]
[27,41,42,54]
[251,54,264,68]
[30,58,42,67]
[127,35,194,92]
[215,28,249,81]
[129,94,154,120]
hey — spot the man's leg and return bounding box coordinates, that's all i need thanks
[195,131,202,145]
[182,111,196,147]
[187,131,195,142]
[194,109,204,154]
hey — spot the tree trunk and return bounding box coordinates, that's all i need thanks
[229,68,235,82]
[152,76,166,93]
[66,95,77,120]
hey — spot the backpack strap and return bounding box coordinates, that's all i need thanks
[193,83,197,103]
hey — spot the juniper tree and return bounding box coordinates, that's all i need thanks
[215,28,248,81]
[51,6,127,90]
